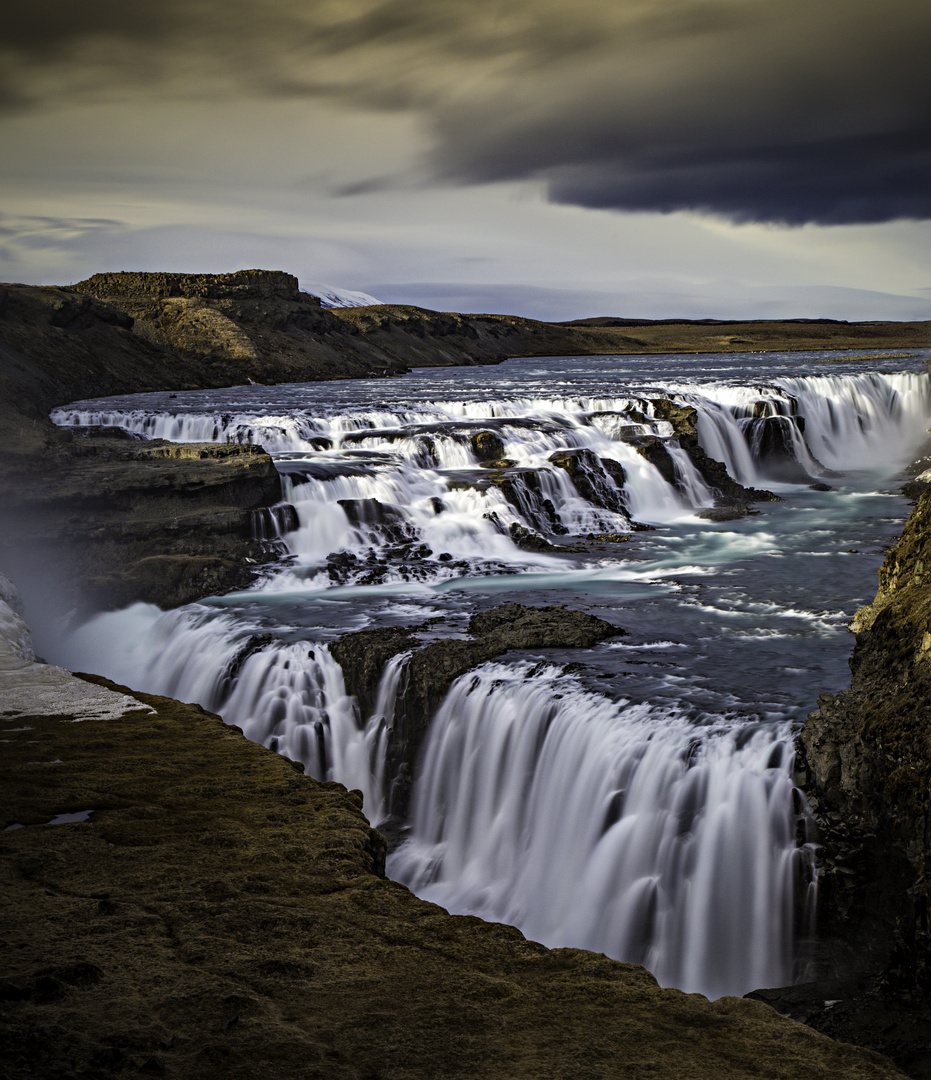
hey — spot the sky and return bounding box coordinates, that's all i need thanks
[1,0,929,321]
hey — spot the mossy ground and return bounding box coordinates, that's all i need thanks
[1,677,905,1080]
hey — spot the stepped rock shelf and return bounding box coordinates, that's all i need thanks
[2,269,930,1077]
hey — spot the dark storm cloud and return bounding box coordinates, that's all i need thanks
[3,0,929,224]
[539,132,931,226]
[0,0,181,53]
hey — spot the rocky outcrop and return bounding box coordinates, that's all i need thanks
[1,431,287,614]
[331,603,626,820]
[70,270,413,382]
[548,448,631,517]
[0,281,294,613]
[643,397,780,507]
[788,488,931,1075]
[0,589,907,1080]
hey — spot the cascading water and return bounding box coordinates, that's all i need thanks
[389,663,810,1000]
[684,372,931,487]
[60,603,393,823]
[45,348,931,1000]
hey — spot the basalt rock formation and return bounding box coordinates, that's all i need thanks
[0,586,908,1080]
[0,284,289,614]
[68,271,412,382]
[5,433,288,612]
[644,397,780,507]
[770,488,931,1076]
[0,279,294,614]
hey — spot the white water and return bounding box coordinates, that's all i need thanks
[687,372,931,487]
[390,663,807,1000]
[60,603,392,822]
[52,371,931,578]
[46,351,931,999]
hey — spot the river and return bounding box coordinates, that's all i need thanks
[45,347,931,999]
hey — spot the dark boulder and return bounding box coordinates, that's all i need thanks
[548,449,629,517]
[471,430,506,462]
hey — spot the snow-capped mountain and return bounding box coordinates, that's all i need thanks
[299,281,383,308]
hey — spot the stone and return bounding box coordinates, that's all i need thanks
[470,430,506,462]
[794,487,931,1073]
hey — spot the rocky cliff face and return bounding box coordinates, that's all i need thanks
[3,432,288,613]
[70,270,414,382]
[0,281,294,613]
[791,487,931,1074]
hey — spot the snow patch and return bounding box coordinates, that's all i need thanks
[299,281,383,308]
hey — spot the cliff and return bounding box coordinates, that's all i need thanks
[0,578,906,1080]
[771,487,931,1074]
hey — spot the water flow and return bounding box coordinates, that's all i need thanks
[53,370,931,581]
[44,352,930,999]
[688,372,931,487]
[59,603,391,822]
[390,662,811,999]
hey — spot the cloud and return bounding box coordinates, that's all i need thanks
[2,0,929,224]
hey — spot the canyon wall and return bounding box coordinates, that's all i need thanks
[801,487,931,999]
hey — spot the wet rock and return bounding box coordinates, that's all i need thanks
[642,397,780,505]
[632,436,678,487]
[747,415,825,483]
[548,449,629,516]
[337,497,418,545]
[329,626,420,721]
[490,470,570,534]
[696,505,757,522]
[251,502,299,539]
[333,604,625,818]
[796,487,931,1073]
[466,603,623,649]
[470,430,505,462]
[508,522,573,552]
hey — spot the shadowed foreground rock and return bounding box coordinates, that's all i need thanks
[1,674,905,1080]
[788,488,931,1075]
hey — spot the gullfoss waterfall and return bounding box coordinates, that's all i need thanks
[48,350,931,999]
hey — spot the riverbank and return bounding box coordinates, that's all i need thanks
[0,575,906,1080]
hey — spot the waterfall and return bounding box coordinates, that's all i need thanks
[45,357,929,1002]
[688,372,931,486]
[56,604,391,823]
[389,662,814,1000]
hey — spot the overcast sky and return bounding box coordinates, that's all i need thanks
[1,0,929,320]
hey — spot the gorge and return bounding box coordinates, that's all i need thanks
[2,271,930,1079]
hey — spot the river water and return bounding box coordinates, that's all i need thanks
[47,348,931,999]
